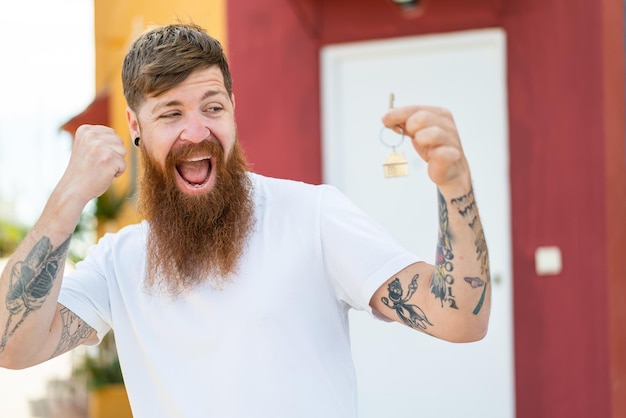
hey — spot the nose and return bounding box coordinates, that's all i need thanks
[179,112,210,143]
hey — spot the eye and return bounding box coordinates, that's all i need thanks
[204,104,224,114]
[160,111,181,119]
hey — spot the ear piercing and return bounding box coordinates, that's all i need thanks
[134,137,141,147]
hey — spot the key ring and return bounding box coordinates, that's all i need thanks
[379,125,405,150]
[380,92,406,150]
[380,93,409,178]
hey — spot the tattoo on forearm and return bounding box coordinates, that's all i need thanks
[382,275,433,331]
[450,188,489,276]
[52,307,94,358]
[1,236,71,351]
[451,188,478,228]
[451,188,490,315]
[464,275,487,314]
[464,277,485,288]
[431,190,458,309]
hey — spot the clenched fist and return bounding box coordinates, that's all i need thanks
[382,106,472,193]
[60,124,127,205]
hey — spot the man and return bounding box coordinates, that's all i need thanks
[0,23,490,417]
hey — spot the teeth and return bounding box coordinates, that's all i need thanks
[187,156,210,162]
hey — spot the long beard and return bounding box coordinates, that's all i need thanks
[138,140,254,295]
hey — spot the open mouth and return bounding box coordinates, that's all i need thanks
[175,157,212,188]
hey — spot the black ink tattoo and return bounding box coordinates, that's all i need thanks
[382,275,433,331]
[451,188,490,315]
[431,190,458,309]
[51,307,94,358]
[451,188,489,275]
[451,189,478,229]
[1,236,71,352]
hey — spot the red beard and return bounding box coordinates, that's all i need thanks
[137,139,255,295]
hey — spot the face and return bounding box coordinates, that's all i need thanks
[127,66,255,295]
[127,66,236,196]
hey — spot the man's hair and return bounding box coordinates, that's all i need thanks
[122,23,233,111]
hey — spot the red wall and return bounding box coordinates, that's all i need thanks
[603,0,626,416]
[227,0,322,184]
[227,0,624,417]
[503,1,610,416]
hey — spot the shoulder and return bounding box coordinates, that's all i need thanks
[86,221,146,260]
[250,172,339,207]
[98,221,145,244]
[250,172,328,193]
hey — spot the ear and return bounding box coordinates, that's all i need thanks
[126,107,140,139]
[231,93,236,110]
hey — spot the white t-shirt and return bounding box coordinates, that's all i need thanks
[59,173,420,418]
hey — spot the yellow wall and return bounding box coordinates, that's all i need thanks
[92,0,227,234]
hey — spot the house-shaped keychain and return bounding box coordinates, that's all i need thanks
[381,93,408,178]
[383,149,408,178]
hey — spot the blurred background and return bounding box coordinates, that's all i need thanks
[0,0,94,228]
[0,0,94,417]
[0,0,624,418]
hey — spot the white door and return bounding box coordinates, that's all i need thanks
[321,28,514,418]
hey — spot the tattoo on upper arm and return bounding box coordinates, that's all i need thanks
[431,190,458,309]
[381,274,433,332]
[1,236,71,352]
[51,307,95,358]
[450,188,490,315]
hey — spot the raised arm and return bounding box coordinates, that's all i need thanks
[371,105,491,342]
[0,125,126,368]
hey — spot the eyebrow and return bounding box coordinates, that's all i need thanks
[151,89,228,113]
